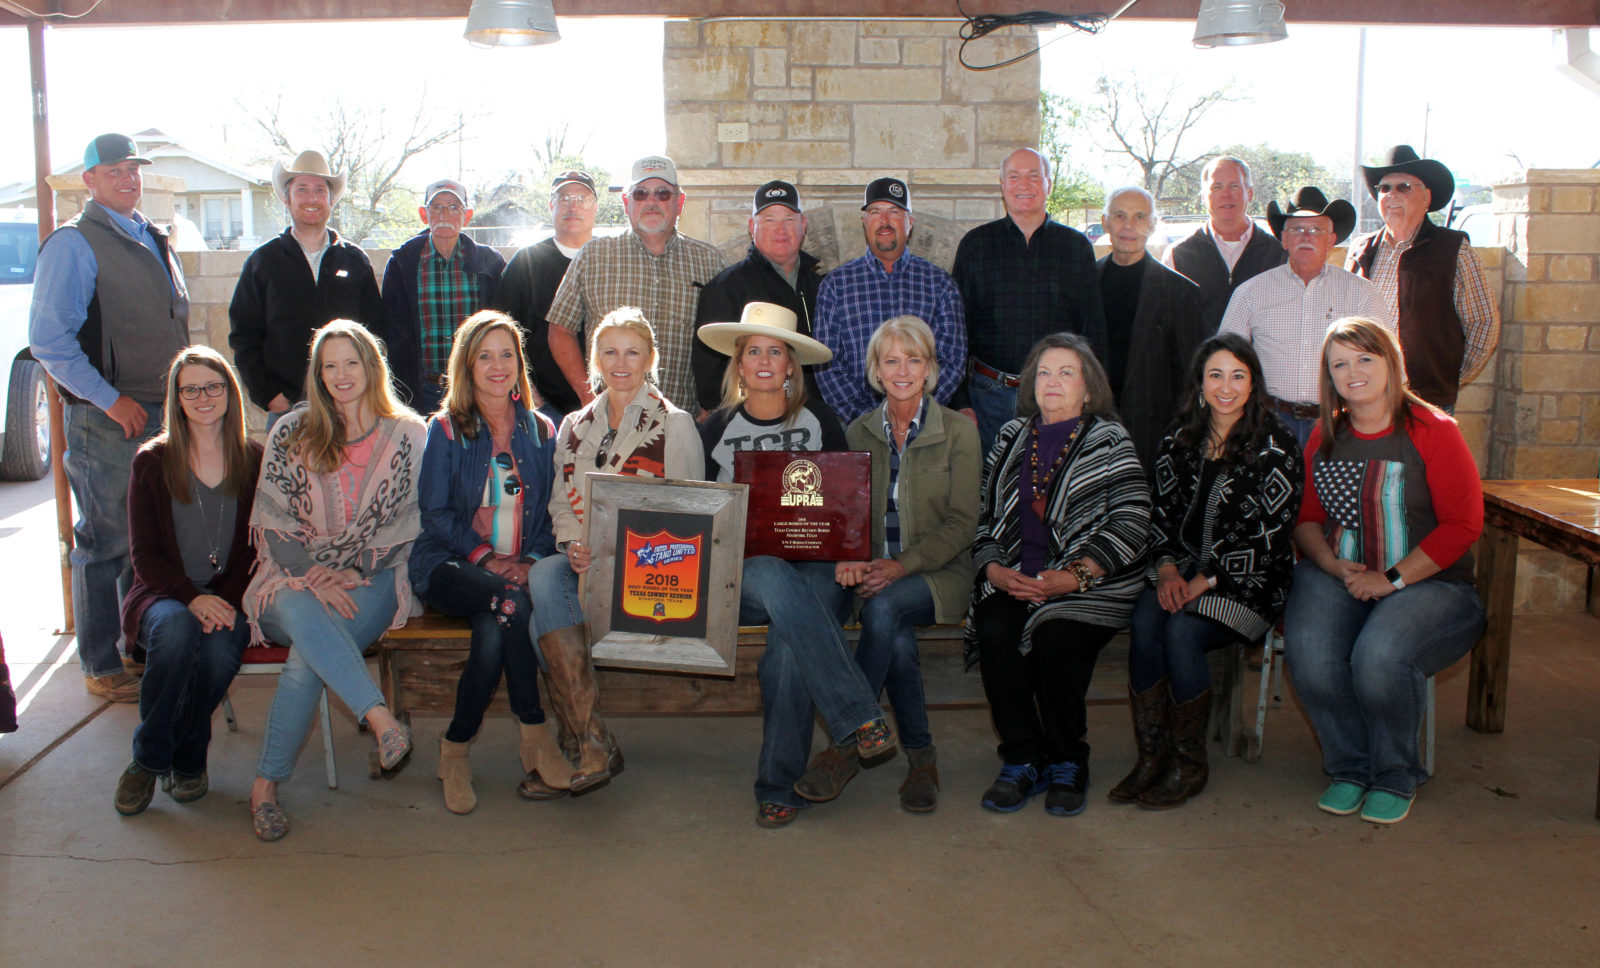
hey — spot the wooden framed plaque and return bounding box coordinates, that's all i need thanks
[582,475,748,676]
[733,450,871,561]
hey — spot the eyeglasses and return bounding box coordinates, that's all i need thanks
[630,188,677,202]
[178,382,227,400]
[494,452,522,497]
[555,193,594,206]
[1376,182,1422,195]
[427,202,465,215]
[1282,225,1331,237]
[594,428,618,468]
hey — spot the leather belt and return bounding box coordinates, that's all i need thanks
[1266,394,1320,421]
[423,372,447,386]
[972,359,1020,389]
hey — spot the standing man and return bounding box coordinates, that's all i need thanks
[1095,186,1205,469]
[814,177,967,424]
[29,133,189,701]
[1162,155,1287,335]
[1221,187,1393,445]
[691,180,825,412]
[228,149,384,419]
[545,155,726,412]
[495,169,598,415]
[1346,145,1500,411]
[954,148,1105,455]
[382,178,506,413]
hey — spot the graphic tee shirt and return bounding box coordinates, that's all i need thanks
[698,397,847,483]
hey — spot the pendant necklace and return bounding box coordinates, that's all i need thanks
[194,480,226,569]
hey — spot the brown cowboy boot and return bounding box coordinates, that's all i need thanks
[1138,688,1212,810]
[538,624,613,794]
[1108,679,1172,803]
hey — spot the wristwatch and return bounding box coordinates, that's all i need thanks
[1384,565,1406,591]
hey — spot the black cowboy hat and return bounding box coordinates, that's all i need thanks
[1266,186,1357,244]
[1361,144,1454,213]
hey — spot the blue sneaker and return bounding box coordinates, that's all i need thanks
[1044,760,1089,817]
[981,763,1047,812]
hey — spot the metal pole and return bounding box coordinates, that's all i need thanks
[29,18,73,635]
[1352,27,1368,232]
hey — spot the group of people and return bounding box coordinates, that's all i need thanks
[26,130,1495,835]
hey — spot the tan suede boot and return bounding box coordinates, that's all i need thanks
[437,735,476,815]
[538,624,615,794]
[519,721,574,792]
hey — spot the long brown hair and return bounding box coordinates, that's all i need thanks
[443,309,538,439]
[290,320,413,473]
[1315,315,1433,458]
[147,345,254,501]
[717,333,807,424]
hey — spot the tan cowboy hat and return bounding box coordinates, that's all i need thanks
[696,302,832,365]
[271,150,347,207]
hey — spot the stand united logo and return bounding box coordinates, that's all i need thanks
[779,458,824,507]
[621,528,703,623]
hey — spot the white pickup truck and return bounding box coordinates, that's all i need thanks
[0,217,51,481]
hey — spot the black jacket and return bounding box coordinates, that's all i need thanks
[1163,225,1286,335]
[493,238,581,415]
[228,227,386,409]
[691,245,823,412]
[381,230,506,408]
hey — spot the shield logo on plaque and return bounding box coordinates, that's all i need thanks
[620,528,703,624]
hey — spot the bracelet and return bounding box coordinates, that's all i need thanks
[1384,565,1406,591]
[1067,559,1095,591]
[1205,573,1218,589]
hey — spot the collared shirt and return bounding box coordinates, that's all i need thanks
[296,229,330,282]
[1219,263,1393,404]
[1369,228,1501,384]
[1212,221,1253,272]
[417,234,479,377]
[813,251,967,423]
[953,216,1106,374]
[878,396,926,556]
[546,230,728,412]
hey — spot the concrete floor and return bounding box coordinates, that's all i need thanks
[3,477,1599,966]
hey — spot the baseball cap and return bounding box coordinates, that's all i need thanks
[552,169,597,194]
[861,177,910,212]
[83,133,151,170]
[424,178,472,208]
[753,180,802,214]
[628,155,679,191]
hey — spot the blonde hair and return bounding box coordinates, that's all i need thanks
[147,345,254,501]
[586,306,659,394]
[718,333,807,425]
[290,320,413,473]
[864,315,940,396]
[442,310,537,438]
[1316,316,1432,458]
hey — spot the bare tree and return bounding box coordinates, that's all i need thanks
[1040,91,1105,224]
[1087,74,1241,203]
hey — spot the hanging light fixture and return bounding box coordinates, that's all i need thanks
[464,0,561,47]
[1193,0,1288,47]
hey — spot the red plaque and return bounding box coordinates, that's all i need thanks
[734,450,871,561]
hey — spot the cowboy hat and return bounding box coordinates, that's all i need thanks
[1267,186,1357,244]
[271,150,347,207]
[1361,144,1454,213]
[696,302,832,365]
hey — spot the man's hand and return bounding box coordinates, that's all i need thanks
[267,394,291,414]
[105,395,149,439]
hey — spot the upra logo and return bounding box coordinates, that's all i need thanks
[889,184,904,197]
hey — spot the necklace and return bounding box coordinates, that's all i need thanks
[193,480,226,570]
[1028,416,1082,519]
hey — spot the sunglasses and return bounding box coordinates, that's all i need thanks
[630,187,677,202]
[178,382,227,400]
[1376,182,1422,195]
[494,452,522,496]
[594,428,618,469]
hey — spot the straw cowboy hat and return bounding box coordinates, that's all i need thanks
[1361,144,1455,213]
[271,150,347,207]
[1266,186,1357,244]
[696,302,833,365]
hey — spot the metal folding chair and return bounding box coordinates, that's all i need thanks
[220,643,338,788]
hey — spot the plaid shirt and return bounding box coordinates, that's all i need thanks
[417,236,479,377]
[545,230,727,412]
[1364,230,1500,385]
[813,251,967,423]
[878,397,925,556]
[952,216,1107,373]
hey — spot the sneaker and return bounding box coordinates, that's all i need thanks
[981,762,1047,813]
[169,769,209,803]
[1359,790,1413,825]
[1316,780,1368,816]
[114,761,158,816]
[86,673,141,703]
[1044,760,1089,817]
[794,744,860,803]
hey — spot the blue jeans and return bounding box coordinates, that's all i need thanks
[131,598,249,775]
[968,367,1018,462]
[853,574,935,750]
[744,557,881,808]
[1128,585,1240,702]
[527,553,584,640]
[63,400,161,677]
[422,559,544,742]
[414,380,445,419]
[1278,411,1317,452]
[1283,559,1485,798]
[255,570,398,781]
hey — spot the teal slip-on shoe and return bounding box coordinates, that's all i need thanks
[1359,790,1413,824]
[1316,780,1367,816]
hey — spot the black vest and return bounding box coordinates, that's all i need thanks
[1167,225,1286,334]
[1348,219,1467,410]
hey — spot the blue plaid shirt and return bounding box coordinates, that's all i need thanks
[878,396,925,556]
[813,251,966,423]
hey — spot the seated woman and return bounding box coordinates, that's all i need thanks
[115,346,263,816]
[1110,333,1303,810]
[968,332,1150,817]
[814,315,978,814]
[246,320,426,842]
[696,302,896,828]
[1285,316,1485,825]
[529,307,701,793]
[412,310,572,815]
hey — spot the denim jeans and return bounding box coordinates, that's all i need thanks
[853,574,935,750]
[63,400,161,677]
[743,557,880,808]
[131,598,249,775]
[1283,559,1485,798]
[968,367,1018,462]
[527,553,586,641]
[1128,584,1240,702]
[422,558,544,742]
[255,570,398,781]
[1278,412,1317,452]
[413,380,445,419]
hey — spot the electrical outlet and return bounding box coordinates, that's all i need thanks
[717,123,749,143]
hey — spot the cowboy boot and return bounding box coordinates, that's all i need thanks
[538,624,613,794]
[437,735,476,815]
[518,720,574,799]
[1139,688,1212,810]
[1108,679,1172,803]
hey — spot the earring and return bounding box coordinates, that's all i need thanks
[1199,392,1207,409]
[783,377,793,397]
[511,387,521,402]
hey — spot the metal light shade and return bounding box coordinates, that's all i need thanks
[1193,0,1288,47]
[464,0,560,47]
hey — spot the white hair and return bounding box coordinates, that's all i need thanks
[1104,185,1159,222]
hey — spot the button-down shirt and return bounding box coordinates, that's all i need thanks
[879,396,926,556]
[545,230,727,412]
[418,235,478,377]
[1219,263,1393,405]
[813,251,967,423]
[1367,230,1500,384]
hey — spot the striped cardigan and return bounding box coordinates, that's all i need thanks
[964,414,1152,664]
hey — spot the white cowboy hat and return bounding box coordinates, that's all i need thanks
[696,302,832,365]
[271,149,347,207]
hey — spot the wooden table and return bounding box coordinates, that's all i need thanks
[1469,479,1600,817]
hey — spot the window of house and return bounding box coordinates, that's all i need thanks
[202,196,243,240]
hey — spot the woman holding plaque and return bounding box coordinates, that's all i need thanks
[696,302,898,829]
[967,332,1151,818]
[528,307,702,794]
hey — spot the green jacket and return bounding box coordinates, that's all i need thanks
[846,400,980,624]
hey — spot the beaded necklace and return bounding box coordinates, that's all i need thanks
[1028,416,1082,519]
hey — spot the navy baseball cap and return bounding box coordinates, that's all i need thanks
[552,169,597,194]
[753,180,801,214]
[861,177,910,212]
[83,133,151,170]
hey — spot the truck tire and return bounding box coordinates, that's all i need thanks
[0,358,51,481]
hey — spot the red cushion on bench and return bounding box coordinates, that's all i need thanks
[241,644,290,664]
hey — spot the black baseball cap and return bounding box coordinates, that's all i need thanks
[83,133,151,170]
[753,180,801,214]
[552,169,596,194]
[861,177,910,212]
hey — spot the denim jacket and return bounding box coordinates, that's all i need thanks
[411,407,558,596]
